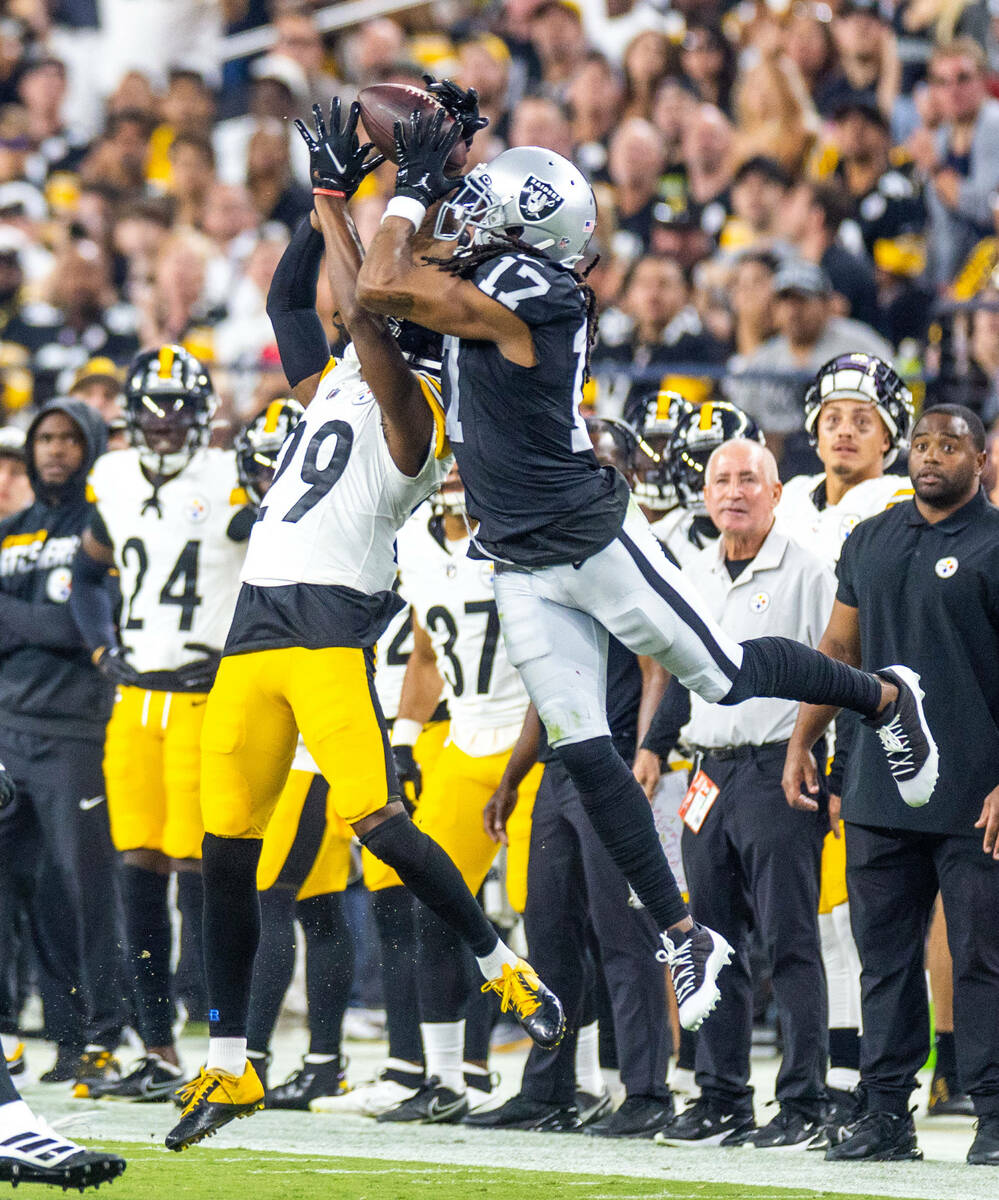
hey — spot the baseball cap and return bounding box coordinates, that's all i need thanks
[773,259,832,297]
[0,426,26,463]
[70,357,124,392]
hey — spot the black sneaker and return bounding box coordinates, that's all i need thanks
[39,1045,83,1084]
[87,1054,184,1102]
[808,1086,865,1151]
[575,1088,613,1126]
[967,1114,999,1165]
[267,1057,347,1110]
[657,924,733,1032]
[866,666,938,807]
[376,1076,469,1124]
[743,1103,824,1149]
[72,1048,122,1099]
[825,1110,922,1161]
[0,1118,126,1190]
[927,1072,975,1117]
[480,959,565,1049]
[654,1096,755,1146]
[463,1094,581,1132]
[584,1094,675,1139]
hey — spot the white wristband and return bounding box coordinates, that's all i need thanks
[391,718,423,747]
[382,195,428,230]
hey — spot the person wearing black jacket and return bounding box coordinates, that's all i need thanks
[0,399,122,1086]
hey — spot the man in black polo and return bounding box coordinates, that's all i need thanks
[784,403,999,1165]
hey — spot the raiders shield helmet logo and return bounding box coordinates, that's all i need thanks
[518,175,564,223]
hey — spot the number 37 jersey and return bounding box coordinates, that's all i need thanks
[87,447,247,673]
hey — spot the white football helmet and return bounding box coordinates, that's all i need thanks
[434,146,597,267]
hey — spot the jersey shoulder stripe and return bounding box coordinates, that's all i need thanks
[417,372,449,460]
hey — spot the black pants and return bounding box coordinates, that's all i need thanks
[682,744,827,1110]
[521,760,670,1105]
[846,821,999,1116]
[0,727,122,1049]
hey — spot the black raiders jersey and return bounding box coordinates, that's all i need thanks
[442,252,628,567]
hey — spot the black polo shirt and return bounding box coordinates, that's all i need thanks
[836,489,999,835]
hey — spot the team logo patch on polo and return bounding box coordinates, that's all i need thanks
[46,566,71,603]
[749,591,770,613]
[186,496,210,523]
[935,556,958,578]
[518,175,564,223]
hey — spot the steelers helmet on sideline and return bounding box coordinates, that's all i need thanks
[124,345,216,475]
[236,397,304,505]
[668,400,765,515]
[586,415,641,482]
[630,389,693,512]
[804,353,914,468]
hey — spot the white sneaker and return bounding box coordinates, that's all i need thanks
[311,1070,419,1117]
[0,1107,126,1190]
[667,1064,699,1104]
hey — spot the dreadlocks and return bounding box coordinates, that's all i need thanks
[423,232,600,380]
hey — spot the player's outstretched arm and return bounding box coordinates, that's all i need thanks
[356,111,535,366]
[265,216,329,407]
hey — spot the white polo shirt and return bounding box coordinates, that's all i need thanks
[682,524,837,748]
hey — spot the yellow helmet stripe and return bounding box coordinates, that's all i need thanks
[699,402,714,431]
[157,345,175,379]
[263,400,283,434]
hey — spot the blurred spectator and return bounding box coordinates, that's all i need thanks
[17,53,89,184]
[168,132,216,229]
[79,108,152,196]
[911,38,999,286]
[608,117,668,251]
[456,35,513,140]
[0,427,30,517]
[530,0,588,105]
[340,18,407,88]
[245,124,311,232]
[137,228,221,353]
[680,24,736,114]
[66,356,125,445]
[681,104,735,235]
[622,30,675,120]
[815,0,901,121]
[731,39,817,174]
[720,156,790,253]
[214,59,305,190]
[509,96,573,157]
[651,77,698,168]
[779,180,880,326]
[147,69,217,190]
[213,227,286,384]
[566,51,623,179]
[783,4,838,97]
[926,285,999,420]
[729,249,779,357]
[271,8,342,105]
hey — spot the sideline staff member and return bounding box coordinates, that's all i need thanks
[648,439,835,1150]
[785,404,999,1166]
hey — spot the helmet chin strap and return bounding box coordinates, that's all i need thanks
[137,430,200,515]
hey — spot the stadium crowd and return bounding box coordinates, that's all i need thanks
[0,0,998,1183]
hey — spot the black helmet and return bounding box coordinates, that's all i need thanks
[804,353,913,467]
[585,415,641,478]
[390,319,443,374]
[631,389,693,512]
[236,397,304,504]
[124,345,215,474]
[668,400,765,515]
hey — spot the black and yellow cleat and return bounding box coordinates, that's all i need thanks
[72,1049,122,1099]
[4,1041,26,1077]
[480,958,565,1050]
[165,1063,265,1151]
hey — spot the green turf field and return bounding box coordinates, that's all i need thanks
[87,1141,928,1200]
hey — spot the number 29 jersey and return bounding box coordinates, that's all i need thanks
[87,446,247,673]
[229,344,451,654]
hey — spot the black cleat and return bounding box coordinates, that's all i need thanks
[867,666,938,807]
[39,1047,83,1085]
[165,1063,265,1150]
[927,1072,975,1117]
[71,1050,121,1100]
[0,1119,126,1190]
[808,1086,865,1150]
[376,1077,468,1124]
[575,1088,613,1127]
[85,1054,184,1103]
[266,1057,347,1110]
[4,1043,25,1078]
[584,1094,675,1139]
[657,924,733,1032]
[967,1114,999,1165]
[654,1096,755,1146]
[480,959,565,1049]
[743,1103,824,1149]
[825,1110,922,1161]
[464,1094,581,1132]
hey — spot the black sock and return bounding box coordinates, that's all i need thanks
[678,1026,697,1071]
[121,865,174,1047]
[359,813,498,958]
[724,637,882,716]
[415,903,468,1025]
[555,738,688,929]
[936,1030,959,1086]
[370,886,423,1068]
[174,870,206,1020]
[202,833,262,1039]
[0,1055,19,1104]
[246,887,296,1056]
[298,893,353,1056]
[829,1027,861,1072]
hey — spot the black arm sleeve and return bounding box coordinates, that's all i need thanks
[226,505,257,543]
[641,677,692,759]
[0,593,83,651]
[265,218,330,388]
[69,545,118,653]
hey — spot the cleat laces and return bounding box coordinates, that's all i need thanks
[656,939,696,1006]
[481,962,540,1017]
[176,1070,215,1116]
[876,717,913,775]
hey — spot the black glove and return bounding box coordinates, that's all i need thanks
[0,762,15,812]
[422,74,489,147]
[94,644,140,687]
[175,648,222,692]
[294,98,385,199]
[393,108,465,207]
[392,744,422,812]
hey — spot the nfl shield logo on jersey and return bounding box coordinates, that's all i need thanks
[518,175,564,223]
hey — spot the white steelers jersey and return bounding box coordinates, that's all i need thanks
[372,507,433,718]
[241,344,450,593]
[88,446,246,673]
[777,473,913,569]
[400,526,529,757]
[650,506,717,571]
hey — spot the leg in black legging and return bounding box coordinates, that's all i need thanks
[202,835,262,1041]
[246,887,296,1057]
[297,893,353,1056]
[370,886,423,1072]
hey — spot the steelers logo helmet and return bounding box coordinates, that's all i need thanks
[236,397,305,504]
[667,400,765,515]
[631,389,693,512]
[804,353,914,467]
[124,345,216,474]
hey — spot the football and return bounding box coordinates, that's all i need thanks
[357,83,467,170]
